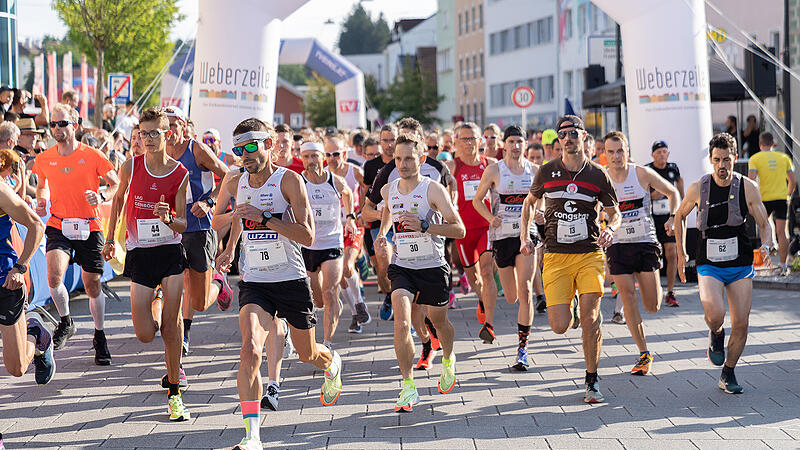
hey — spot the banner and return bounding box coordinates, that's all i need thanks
[80,54,88,120]
[160,44,195,111]
[62,51,73,95]
[591,0,712,227]
[32,54,44,96]
[46,52,57,108]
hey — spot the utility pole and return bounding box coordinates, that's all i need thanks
[615,24,622,129]
[784,0,792,153]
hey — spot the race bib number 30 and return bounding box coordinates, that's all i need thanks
[245,242,288,269]
[707,237,738,262]
[136,218,172,245]
[395,232,435,260]
[556,218,588,244]
[62,218,90,241]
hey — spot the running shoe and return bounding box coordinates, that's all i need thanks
[707,329,725,366]
[261,382,280,411]
[611,312,625,324]
[459,274,471,295]
[233,437,263,450]
[355,302,371,325]
[718,370,744,394]
[356,255,370,281]
[347,316,362,334]
[379,294,393,321]
[584,374,604,403]
[438,355,456,394]
[182,336,190,357]
[282,319,296,359]
[320,351,343,406]
[93,329,112,366]
[665,291,679,307]
[161,365,189,389]
[214,272,233,311]
[535,296,547,313]
[476,300,485,324]
[52,316,76,350]
[610,282,619,298]
[571,298,580,329]
[415,344,436,370]
[427,325,441,351]
[478,323,495,344]
[394,383,420,412]
[167,393,190,421]
[1,432,4,450]
[448,291,457,309]
[512,347,529,371]
[28,315,56,385]
[631,353,653,375]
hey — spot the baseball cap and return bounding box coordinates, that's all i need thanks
[651,140,668,152]
[542,129,558,146]
[163,106,186,121]
[204,128,221,140]
[555,115,585,131]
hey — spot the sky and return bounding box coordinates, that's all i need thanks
[17,0,438,51]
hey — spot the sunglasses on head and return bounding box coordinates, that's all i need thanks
[232,141,261,156]
[325,152,341,158]
[203,137,217,145]
[557,129,580,140]
[49,120,75,128]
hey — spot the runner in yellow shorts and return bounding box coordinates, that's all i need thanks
[520,115,620,404]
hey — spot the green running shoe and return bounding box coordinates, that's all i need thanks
[233,437,263,450]
[438,354,456,394]
[394,382,420,412]
[320,350,343,406]
[168,393,190,421]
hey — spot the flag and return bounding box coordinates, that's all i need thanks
[62,52,73,95]
[80,54,88,120]
[565,97,576,116]
[32,54,45,96]
[47,52,57,108]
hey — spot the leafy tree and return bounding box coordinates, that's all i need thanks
[53,0,182,125]
[305,73,336,127]
[278,64,309,86]
[380,61,442,125]
[337,4,391,55]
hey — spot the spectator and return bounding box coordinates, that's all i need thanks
[103,95,113,105]
[115,100,138,141]
[14,118,44,159]
[10,89,49,127]
[4,111,19,124]
[0,124,26,198]
[724,115,738,146]
[0,86,13,116]
[61,90,79,109]
[101,104,115,132]
[742,114,760,158]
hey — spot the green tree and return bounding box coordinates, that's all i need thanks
[337,4,391,55]
[278,64,309,86]
[305,73,336,127]
[53,0,182,125]
[380,62,442,125]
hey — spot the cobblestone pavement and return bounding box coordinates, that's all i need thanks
[1,276,799,449]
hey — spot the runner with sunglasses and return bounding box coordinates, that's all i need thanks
[32,103,120,365]
[521,115,620,403]
[324,135,371,334]
[215,118,343,449]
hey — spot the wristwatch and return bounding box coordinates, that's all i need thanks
[420,219,430,233]
[205,197,216,208]
[164,213,175,225]
[607,225,616,234]
[260,211,273,226]
[346,213,356,220]
[13,263,27,274]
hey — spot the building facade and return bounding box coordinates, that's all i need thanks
[0,0,18,87]
[455,0,486,125]
[436,0,458,126]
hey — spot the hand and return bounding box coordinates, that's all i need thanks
[677,251,688,283]
[101,241,115,261]
[355,214,366,228]
[153,194,171,223]
[490,215,503,228]
[215,249,234,273]
[232,203,265,223]
[534,210,545,226]
[664,217,675,237]
[85,190,102,206]
[34,94,47,106]
[35,198,47,217]
[597,228,614,248]
[519,238,535,256]
[345,217,358,237]
[190,201,211,218]
[2,268,24,290]
[398,213,422,232]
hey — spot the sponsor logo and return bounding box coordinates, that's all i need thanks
[412,194,423,199]
[49,161,57,166]
[551,170,561,178]
[245,230,278,241]
[554,211,590,220]
[564,200,576,213]
[267,183,277,187]
[338,100,359,113]
[500,193,526,205]
[566,183,578,194]
[150,182,158,191]
[61,167,73,174]
[633,64,709,104]
[196,61,270,90]
[78,159,85,164]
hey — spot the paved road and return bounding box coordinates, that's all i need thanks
[1,276,799,449]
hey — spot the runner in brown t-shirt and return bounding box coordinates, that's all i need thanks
[520,115,621,404]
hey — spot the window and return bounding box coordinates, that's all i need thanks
[500,30,511,52]
[578,4,586,36]
[459,57,463,80]
[274,113,284,125]
[490,33,498,55]
[563,9,573,40]
[465,57,470,80]
[479,4,483,29]
[290,113,304,129]
[514,25,526,49]
[472,7,477,31]
[437,48,452,72]
[591,5,600,32]
[479,53,484,78]
[465,9,470,33]
[480,102,485,125]
[458,13,462,35]
[442,9,448,29]
[564,70,573,98]
[491,75,555,107]
[472,55,477,79]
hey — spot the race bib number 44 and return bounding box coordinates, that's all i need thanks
[136,218,172,245]
[556,218,588,244]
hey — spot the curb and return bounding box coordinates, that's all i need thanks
[753,279,800,291]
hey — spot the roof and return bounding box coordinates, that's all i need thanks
[276,76,305,99]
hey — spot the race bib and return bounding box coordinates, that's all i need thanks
[616,220,647,242]
[136,218,173,245]
[245,241,288,269]
[556,218,588,244]
[499,216,522,238]
[62,218,90,241]
[707,237,738,262]
[312,204,337,224]
[395,232,436,260]
[463,180,481,201]
[652,198,670,215]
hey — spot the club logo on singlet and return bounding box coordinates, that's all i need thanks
[566,183,578,194]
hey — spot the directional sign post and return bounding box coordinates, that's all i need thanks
[108,73,133,106]
[512,86,535,128]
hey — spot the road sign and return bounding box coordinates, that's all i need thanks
[108,73,133,105]
[512,86,535,109]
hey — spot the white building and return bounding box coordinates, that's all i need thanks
[345,53,385,89]
[383,15,438,88]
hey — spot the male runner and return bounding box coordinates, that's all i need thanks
[300,140,355,349]
[483,124,502,159]
[0,179,52,384]
[274,124,304,174]
[521,115,620,403]
[324,135,371,333]
[748,131,795,275]
[162,106,231,358]
[604,131,680,375]
[215,118,343,449]
[646,140,685,306]
[376,133,465,412]
[675,132,774,394]
[32,103,119,364]
[473,125,538,370]
[102,107,191,420]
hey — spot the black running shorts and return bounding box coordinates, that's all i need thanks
[388,263,450,307]
[238,278,317,330]
[45,226,105,274]
[123,244,187,289]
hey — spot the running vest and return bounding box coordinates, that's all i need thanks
[490,159,535,241]
[328,163,360,211]
[0,211,18,280]
[176,140,214,232]
[611,164,658,244]
[454,156,490,230]
[302,171,343,250]
[125,155,188,249]
[696,173,752,267]
[388,177,446,269]
[236,167,306,282]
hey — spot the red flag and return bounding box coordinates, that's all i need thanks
[47,52,57,108]
[32,54,45,96]
[80,54,88,120]
[62,52,73,95]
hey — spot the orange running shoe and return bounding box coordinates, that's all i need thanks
[631,352,653,376]
[415,344,437,370]
[478,323,495,344]
[476,300,485,324]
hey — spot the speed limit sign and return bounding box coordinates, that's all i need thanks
[512,86,535,108]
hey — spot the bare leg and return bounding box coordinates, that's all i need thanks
[320,258,343,343]
[579,293,602,373]
[160,274,185,384]
[425,305,454,360]
[478,251,497,325]
[1,314,36,377]
[663,242,677,292]
[392,289,415,379]
[238,304,271,401]
[724,277,753,367]
[614,273,646,352]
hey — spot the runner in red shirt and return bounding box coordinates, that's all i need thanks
[274,124,304,174]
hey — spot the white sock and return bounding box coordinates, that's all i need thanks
[340,284,357,315]
[89,290,106,330]
[615,297,624,314]
[49,284,70,318]
[346,273,364,305]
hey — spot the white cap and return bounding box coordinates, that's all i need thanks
[204,128,221,139]
[163,106,186,121]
